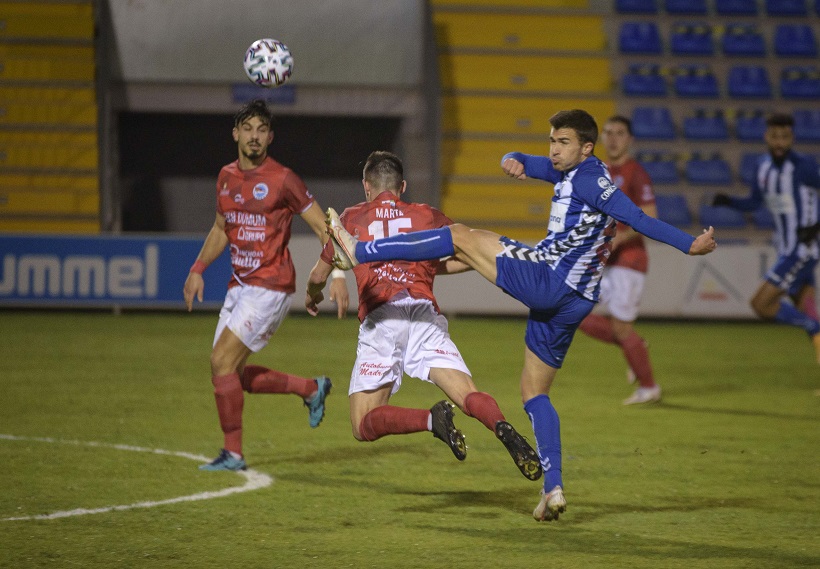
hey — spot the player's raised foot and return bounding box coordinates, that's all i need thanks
[305,376,332,428]
[494,420,542,481]
[430,400,466,461]
[199,449,246,471]
[623,384,662,406]
[533,485,566,522]
[325,207,359,270]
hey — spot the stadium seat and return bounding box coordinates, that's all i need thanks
[780,66,820,99]
[727,65,772,98]
[619,22,662,54]
[735,110,767,140]
[665,0,707,14]
[699,204,747,228]
[739,152,761,184]
[793,109,820,142]
[671,23,714,55]
[686,154,732,184]
[774,25,818,58]
[722,24,766,57]
[674,65,719,97]
[817,0,820,14]
[637,153,679,183]
[765,0,808,15]
[623,64,667,96]
[631,106,676,139]
[616,0,658,13]
[716,0,758,14]
[683,109,729,140]
[752,207,775,230]
[655,194,692,227]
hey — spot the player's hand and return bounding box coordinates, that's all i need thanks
[329,276,349,319]
[502,158,527,180]
[305,290,324,317]
[689,226,717,255]
[797,222,820,244]
[183,272,204,312]
[712,194,732,207]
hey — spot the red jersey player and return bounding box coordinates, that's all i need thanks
[577,115,660,405]
[305,151,541,481]
[183,99,349,471]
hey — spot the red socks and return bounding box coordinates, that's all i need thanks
[578,314,617,344]
[462,392,506,431]
[358,406,429,441]
[621,331,656,388]
[242,365,317,399]
[211,373,244,455]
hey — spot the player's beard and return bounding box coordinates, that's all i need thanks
[242,144,265,162]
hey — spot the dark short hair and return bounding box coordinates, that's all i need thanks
[606,115,633,136]
[234,99,273,128]
[766,113,794,128]
[549,109,599,145]
[363,151,403,190]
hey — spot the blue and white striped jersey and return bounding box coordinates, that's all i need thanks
[729,150,820,257]
[503,153,694,301]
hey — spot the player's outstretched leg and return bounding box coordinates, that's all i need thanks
[326,208,359,269]
[533,485,566,522]
[305,376,332,428]
[199,449,247,471]
[430,400,466,460]
[495,421,542,481]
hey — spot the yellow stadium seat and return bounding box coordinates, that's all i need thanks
[0,218,100,234]
[0,189,99,216]
[0,2,94,41]
[0,102,97,127]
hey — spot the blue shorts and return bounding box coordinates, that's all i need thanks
[495,237,595,369]
[765,252,818,295]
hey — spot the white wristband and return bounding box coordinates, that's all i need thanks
[330,268,346,280]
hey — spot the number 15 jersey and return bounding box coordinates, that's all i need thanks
[320,190,452,321]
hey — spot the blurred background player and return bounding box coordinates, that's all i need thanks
[324,111,717,521]
[305,151,542,481]
[577,116,661,405]
[712,113,820,364]
[183,99,349,471]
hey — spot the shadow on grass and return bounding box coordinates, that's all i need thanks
[658,402,816,422]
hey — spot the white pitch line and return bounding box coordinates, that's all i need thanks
[0,434,273,521]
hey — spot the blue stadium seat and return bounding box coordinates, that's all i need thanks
[683,109,729,140]
[722,24,766,57]
[623,64,667,96]
[775,25,818,58]
[781,66,820,99]
[817,0,820,14]
[699,204,747,229]
[631,107,676,139]
[674,64,719,97]
[665,0,707,13]
[735,110,767,140]
[671,23,714,55]
[752,207,775,230]
[740,152,761,184]
[616,0,659,12]
[637,152,679,183]
[619,22,663,53]
[793,109,820,142]
[766,0,808,15]
[686,154,732,184]
[655,194,692,227]
[728,66,772,98]
[716,0,758,14]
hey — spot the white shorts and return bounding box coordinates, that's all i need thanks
[214,285,292,353]
[349,295,471,396]
[596,266,646,322]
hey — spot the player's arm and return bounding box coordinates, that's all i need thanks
[435,256,474,275]
[305,257,334,317]
[611,203,658,251]
[184,213,229,311]
[301,202,349,317]
[501,152,561,184]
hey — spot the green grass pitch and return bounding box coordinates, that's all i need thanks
[0,311,818,568]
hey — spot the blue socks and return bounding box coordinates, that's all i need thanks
[355,227,454,263]
[774,300,820,336]
[524,394,563,490]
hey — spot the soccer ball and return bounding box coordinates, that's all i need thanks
[243,39,293,88]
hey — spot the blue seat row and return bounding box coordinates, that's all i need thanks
[654,194,774,230]
[617,0,818,16]
[620,22,817,57]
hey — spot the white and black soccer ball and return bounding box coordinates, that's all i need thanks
[243,39,293,88]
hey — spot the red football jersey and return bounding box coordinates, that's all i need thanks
[607,158,655,273]
[320,191,453,321]
[216,157,314,293]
